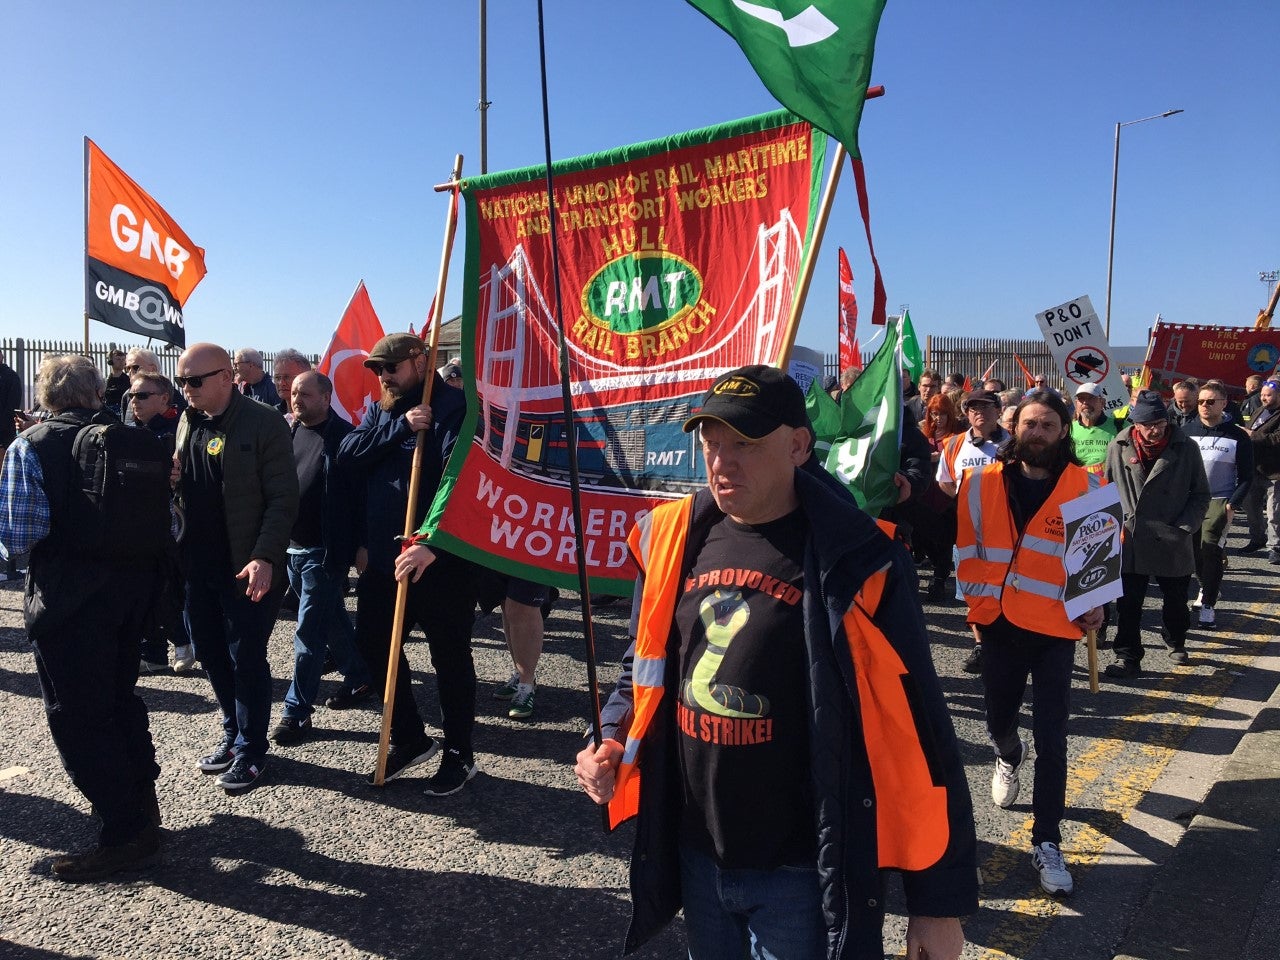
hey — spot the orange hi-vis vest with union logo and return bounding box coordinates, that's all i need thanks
[955,461,1089,640]
[607,494,952,872]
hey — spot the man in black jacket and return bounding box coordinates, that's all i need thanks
[1245,379,1280,562]
[0,354,165,881]
[338,333,479,795]
[573,366,975,960]
[270,371,371,744]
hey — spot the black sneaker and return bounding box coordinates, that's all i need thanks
[367,737,439,786]
[270,716,312,745]
[217,754,266,793]
[51,825,162,883]
[1104,659,1142,680]
[962,645,983,674]
[325,683,375,710]
[1240,540,1266,553]
[423,749,478,797]
[197,735,237,773]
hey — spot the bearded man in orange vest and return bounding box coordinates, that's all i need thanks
[955,390,1104,898]
[574,366,977,960]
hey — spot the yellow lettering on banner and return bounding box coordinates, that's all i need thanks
[571,315,616,357]
[675,173,769,212]
[623,300,716,360]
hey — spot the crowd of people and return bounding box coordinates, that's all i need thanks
[2,344,1278,959]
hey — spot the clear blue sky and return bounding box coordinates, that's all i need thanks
[2,1,1276,357]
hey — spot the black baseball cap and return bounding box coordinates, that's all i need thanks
[682,365,809,440]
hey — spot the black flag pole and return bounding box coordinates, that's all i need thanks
[534,0,609,826]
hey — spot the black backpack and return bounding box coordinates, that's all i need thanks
[71,420,173,558]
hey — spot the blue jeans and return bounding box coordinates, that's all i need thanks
[679,845,826,960]
[185,571,283,762]
[283,548,370,720]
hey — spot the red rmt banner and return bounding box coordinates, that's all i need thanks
[424,111,826,593]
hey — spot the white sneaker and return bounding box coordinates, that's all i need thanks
[1199,606,1216,628]
[1192,589,1203,608]
[172,644,198,673]
[1032,841,1074,895]
[991,739,1028,808]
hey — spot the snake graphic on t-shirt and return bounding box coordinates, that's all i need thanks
[680,589,770,719]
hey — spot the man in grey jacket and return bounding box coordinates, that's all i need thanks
[1103,391,1209,678]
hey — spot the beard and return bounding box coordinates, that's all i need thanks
[378,384,400,412]
[1010,434,1060,469]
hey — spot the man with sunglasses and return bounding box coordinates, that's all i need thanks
[1182,381,1252,629]
[129,372,196,675]
[338,333,479,795]
[174,343,298,793]
[1104,391,1209,678]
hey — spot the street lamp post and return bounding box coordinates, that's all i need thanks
[1104,109,1184,340]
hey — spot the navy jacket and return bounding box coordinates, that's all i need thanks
[335,373,465,575]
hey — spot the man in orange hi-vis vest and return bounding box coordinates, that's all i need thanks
[574,366,977,960]
[955,390,1104,899]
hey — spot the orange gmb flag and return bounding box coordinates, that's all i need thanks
[317,281,386,426]
[85,138,207,347]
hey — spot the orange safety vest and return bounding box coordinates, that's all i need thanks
[955,461,1089,639]
[608,495,951,872]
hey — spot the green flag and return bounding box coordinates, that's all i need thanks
[826,320,901,515]
[686,0,887,157]
[805,373,842,460]
[899,309,923,380]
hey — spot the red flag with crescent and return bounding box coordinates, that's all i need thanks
[317,281,386,425]
[837,247,861,372]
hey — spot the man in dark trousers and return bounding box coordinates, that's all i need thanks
[574,366,976,960]
[175,343,298,793]
[129,371,196,675]
[339,333,479,795]
[0,354,166,880]
[956,390,1103,896]
[1104,391,1209,677]
[270,371,372,744]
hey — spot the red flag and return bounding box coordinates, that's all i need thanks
[962,375,973,392]
[978,359,998,383]
[836,248,862,372]
[1013,353,1035,388]
[317,281,386,425]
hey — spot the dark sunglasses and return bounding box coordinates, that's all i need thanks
[366,360,402,376]
[124,364,142,373]
[1263,380,1280,390]
[1198,398,1222,405]
[174,368,228,389]
[127,390,162,401]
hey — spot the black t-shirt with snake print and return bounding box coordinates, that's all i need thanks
[674,509,815,869]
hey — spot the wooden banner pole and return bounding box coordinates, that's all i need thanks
[373,153,464,785]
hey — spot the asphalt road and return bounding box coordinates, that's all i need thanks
[1,522,1276,959]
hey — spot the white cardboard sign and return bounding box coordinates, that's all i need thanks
[1035,295,1130,412]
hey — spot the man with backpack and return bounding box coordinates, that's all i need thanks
[0,354,172,881]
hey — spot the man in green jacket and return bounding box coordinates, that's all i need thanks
[175,343,298,792]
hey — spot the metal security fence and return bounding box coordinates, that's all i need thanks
[819,338,1058,391]
[0,338,319,409]
[924,337,1058,390]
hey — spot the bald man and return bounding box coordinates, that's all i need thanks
[174,343,298,793]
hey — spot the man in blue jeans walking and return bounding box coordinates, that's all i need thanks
[175,343,298,794]
[271,371,371,744]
